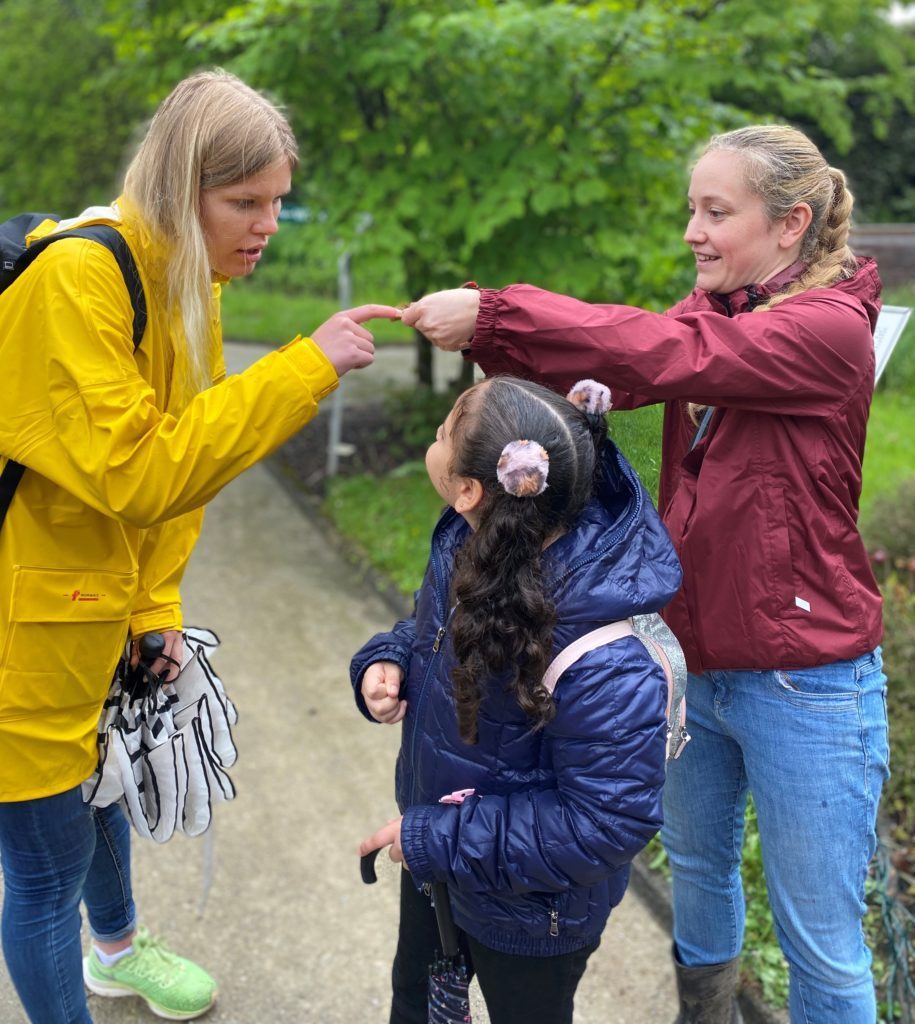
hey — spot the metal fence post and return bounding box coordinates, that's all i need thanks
[325,249,352,478]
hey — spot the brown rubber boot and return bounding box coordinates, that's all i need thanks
[673,950,744,1024]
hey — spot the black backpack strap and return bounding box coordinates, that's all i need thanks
[2,224,149,531]
[0,460,26,531]
[17,224,147,350]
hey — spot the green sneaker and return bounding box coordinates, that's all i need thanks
[83,927,217,1021]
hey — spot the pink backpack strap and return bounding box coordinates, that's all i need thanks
[541,615,691,762]
[541,621,635,695]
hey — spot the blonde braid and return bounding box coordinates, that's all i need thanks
[761,167,857,310]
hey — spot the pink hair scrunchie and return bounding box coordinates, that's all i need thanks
[566,379,612,415]
[496,440,550,497]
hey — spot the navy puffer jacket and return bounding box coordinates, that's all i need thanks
[350,440,682,956]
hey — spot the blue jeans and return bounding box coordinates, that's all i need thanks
[0,788,136,1024]
[661,649,889,1024]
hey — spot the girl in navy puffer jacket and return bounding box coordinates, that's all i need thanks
[352,375,681,1024]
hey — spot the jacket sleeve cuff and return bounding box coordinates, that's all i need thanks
[471,289,500,346]
[469,289,517,375]
[352,645,410,720]
[401,805,435,881]
[129,604,183,637]
[282,337,340,402]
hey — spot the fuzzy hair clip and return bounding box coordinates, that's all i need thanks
[497,439,550,497]
[567,379,612,416]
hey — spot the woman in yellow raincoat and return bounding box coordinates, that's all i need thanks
[0,69,398,1024]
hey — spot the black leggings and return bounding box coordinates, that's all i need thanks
[390,869,599,1024]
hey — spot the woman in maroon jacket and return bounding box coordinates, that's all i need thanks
[402,125,887,1024]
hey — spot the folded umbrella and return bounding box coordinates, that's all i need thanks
[427,881,472,1024]
[361,850,472,1023]
[82,627,238,843]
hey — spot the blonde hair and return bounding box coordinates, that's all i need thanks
[688,125,857,424]
[123,69,298,401]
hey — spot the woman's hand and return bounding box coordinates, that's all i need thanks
[361,660,407,724]
[359,816,408,869]
[311,304,402,376]
[400,289,480,351]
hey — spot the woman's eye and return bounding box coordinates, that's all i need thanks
[235,199,254,211]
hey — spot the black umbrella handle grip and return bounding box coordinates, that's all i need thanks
[138,632,166,666]
[431,881,460,959]
[360,848,380,885]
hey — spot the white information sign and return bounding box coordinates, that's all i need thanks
[874,305,912,383]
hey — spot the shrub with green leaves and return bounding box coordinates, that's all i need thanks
[863,476,915,573]
[880,576,915,840]
[382,385,461,452]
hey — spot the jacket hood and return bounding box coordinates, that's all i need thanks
[430,440,681,632]
[27,200,172,293]
[543,440,681,627]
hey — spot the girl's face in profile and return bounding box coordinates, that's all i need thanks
[426,403,461,507]
[199,158,292,278]
[684,149,802,295]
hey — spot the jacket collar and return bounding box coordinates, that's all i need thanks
[709,260,807,315]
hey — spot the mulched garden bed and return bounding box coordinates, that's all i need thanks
[273,401,429,496]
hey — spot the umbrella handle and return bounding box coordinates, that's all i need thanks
[360,848,380,885]
[120,631,167,700]
[360,853,461,959]
[138,632,166,665]
[431,881,460,959]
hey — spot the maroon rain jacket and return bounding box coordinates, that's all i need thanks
[466,258,884,672]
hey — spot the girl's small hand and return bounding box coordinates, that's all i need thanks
[311,304,402,376]
[400,289,480,351]
[359,816,408,869]
[361,661,407,724]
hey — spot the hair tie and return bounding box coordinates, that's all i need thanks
[566,379,612,416]
[496,440,549,497]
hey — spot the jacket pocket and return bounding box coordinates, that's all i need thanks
[0,566,137,720]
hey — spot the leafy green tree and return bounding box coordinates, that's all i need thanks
[211,1,914,376]
[798,20,915,221]
[0,0,150,218]
[106,0,913,381]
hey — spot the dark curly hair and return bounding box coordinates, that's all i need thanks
[447,376,609,743]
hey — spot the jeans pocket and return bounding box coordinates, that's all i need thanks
[772,664,858,712]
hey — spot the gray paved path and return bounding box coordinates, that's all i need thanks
[0,343,680,1023]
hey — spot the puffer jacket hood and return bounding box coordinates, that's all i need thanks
[351,440,681,956]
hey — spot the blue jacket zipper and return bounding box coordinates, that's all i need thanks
[406,524,453,807]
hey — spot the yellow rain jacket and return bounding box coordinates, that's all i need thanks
[0,200,338,801]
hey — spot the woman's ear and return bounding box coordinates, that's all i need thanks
[779,202,813,250]
[454,477,484,516]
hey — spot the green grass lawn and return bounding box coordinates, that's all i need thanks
[863,391,915,521]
